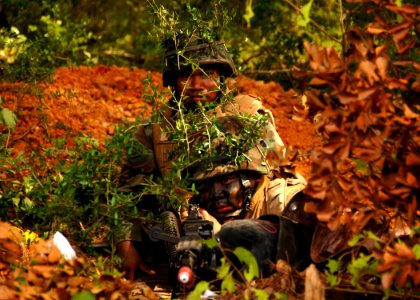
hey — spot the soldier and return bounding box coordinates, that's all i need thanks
[188,113,316,275]
[116,32,315,281]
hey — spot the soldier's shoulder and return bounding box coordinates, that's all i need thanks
[232,93,264,114]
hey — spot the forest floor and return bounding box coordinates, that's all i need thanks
[0,66,324,299]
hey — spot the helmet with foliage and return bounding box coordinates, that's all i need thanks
[162,33,237,87]
[189,99,286,181]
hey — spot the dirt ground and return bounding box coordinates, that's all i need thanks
[1,65,321,178]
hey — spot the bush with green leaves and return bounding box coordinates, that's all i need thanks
[0,1,97,82]
[0,0,372,86]
[0,118,146,249]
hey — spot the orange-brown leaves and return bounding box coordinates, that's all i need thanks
[376,241,420,289]
[0,222,23,265]
[304,41,343,73]
[0,221,132,299]
[303,0,419,246]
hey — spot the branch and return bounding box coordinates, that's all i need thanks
[338,0,346,57]
[283,0,342,45]
[242,69,294,75]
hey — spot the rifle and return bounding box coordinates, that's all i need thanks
[148,205,218,292]
[173,204,217,291]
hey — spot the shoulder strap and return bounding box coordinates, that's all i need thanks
[152,124,176,176]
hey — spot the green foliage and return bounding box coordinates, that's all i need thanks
[324,228,420,296]
[274,293,289,299]
[0,27,28,64]
[220,271,235,295]
[297,0,314,27]
[1,1,98,82]
[0,116,147,252]
[0,26,53,82]
[148,0,232,46]
[413,244,420,260]
[233,247,259,282]
[189,245,262,298]
[253,288,269,300]
[71,290,95,300]
[1,0,350,87]
[243,0,255,29]
[187,281,210,300]
[325,259,342,287]
[347,254,374,287]
[0,102,17,131]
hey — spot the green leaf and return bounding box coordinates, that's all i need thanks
[28,25,38,32]
[413,244,420,260]
[23,197,34,209]
[297,0,314,27]
[347,254,371,286]
[274,292,288,300]
[187,281,209,300]
[0,108,17,130]
[217,257,232,279]
[353,159,369,175]
[12,197,20,207]
[366,230,382,249]
[221,272,235,295]
[79,180,88,186]
[326,259,341,274]
[253,288,269,300]
[326,272,341,287]
[348,233,363,247]
[71,290,95,300]
[243,0,255,28]
[233,247,259,282]
[202,237,219,249]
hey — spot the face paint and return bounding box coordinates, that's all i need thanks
[199,174,246,222]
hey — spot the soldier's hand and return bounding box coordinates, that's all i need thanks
[117,240,156,280]
[199,208,222,234]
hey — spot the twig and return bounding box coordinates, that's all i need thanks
[283,0,342,45]
[325,286,420,299]
[242,69,294,75]
[241,52,265,66]
[338,0,346,56]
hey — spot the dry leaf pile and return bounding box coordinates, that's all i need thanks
[0,222,132,300]
[300,0,419,291]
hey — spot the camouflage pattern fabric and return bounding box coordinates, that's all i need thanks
[163,35,237,86]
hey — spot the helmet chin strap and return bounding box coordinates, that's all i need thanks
[238,173,253,218]
[219,173,253,220]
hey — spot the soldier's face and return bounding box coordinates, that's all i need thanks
[199,174,245,222]
[175,68,220,105]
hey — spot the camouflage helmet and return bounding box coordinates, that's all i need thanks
[190,100,286,181]
[162,34,237,87]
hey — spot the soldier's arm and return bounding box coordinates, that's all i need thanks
[118,123,158,192]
